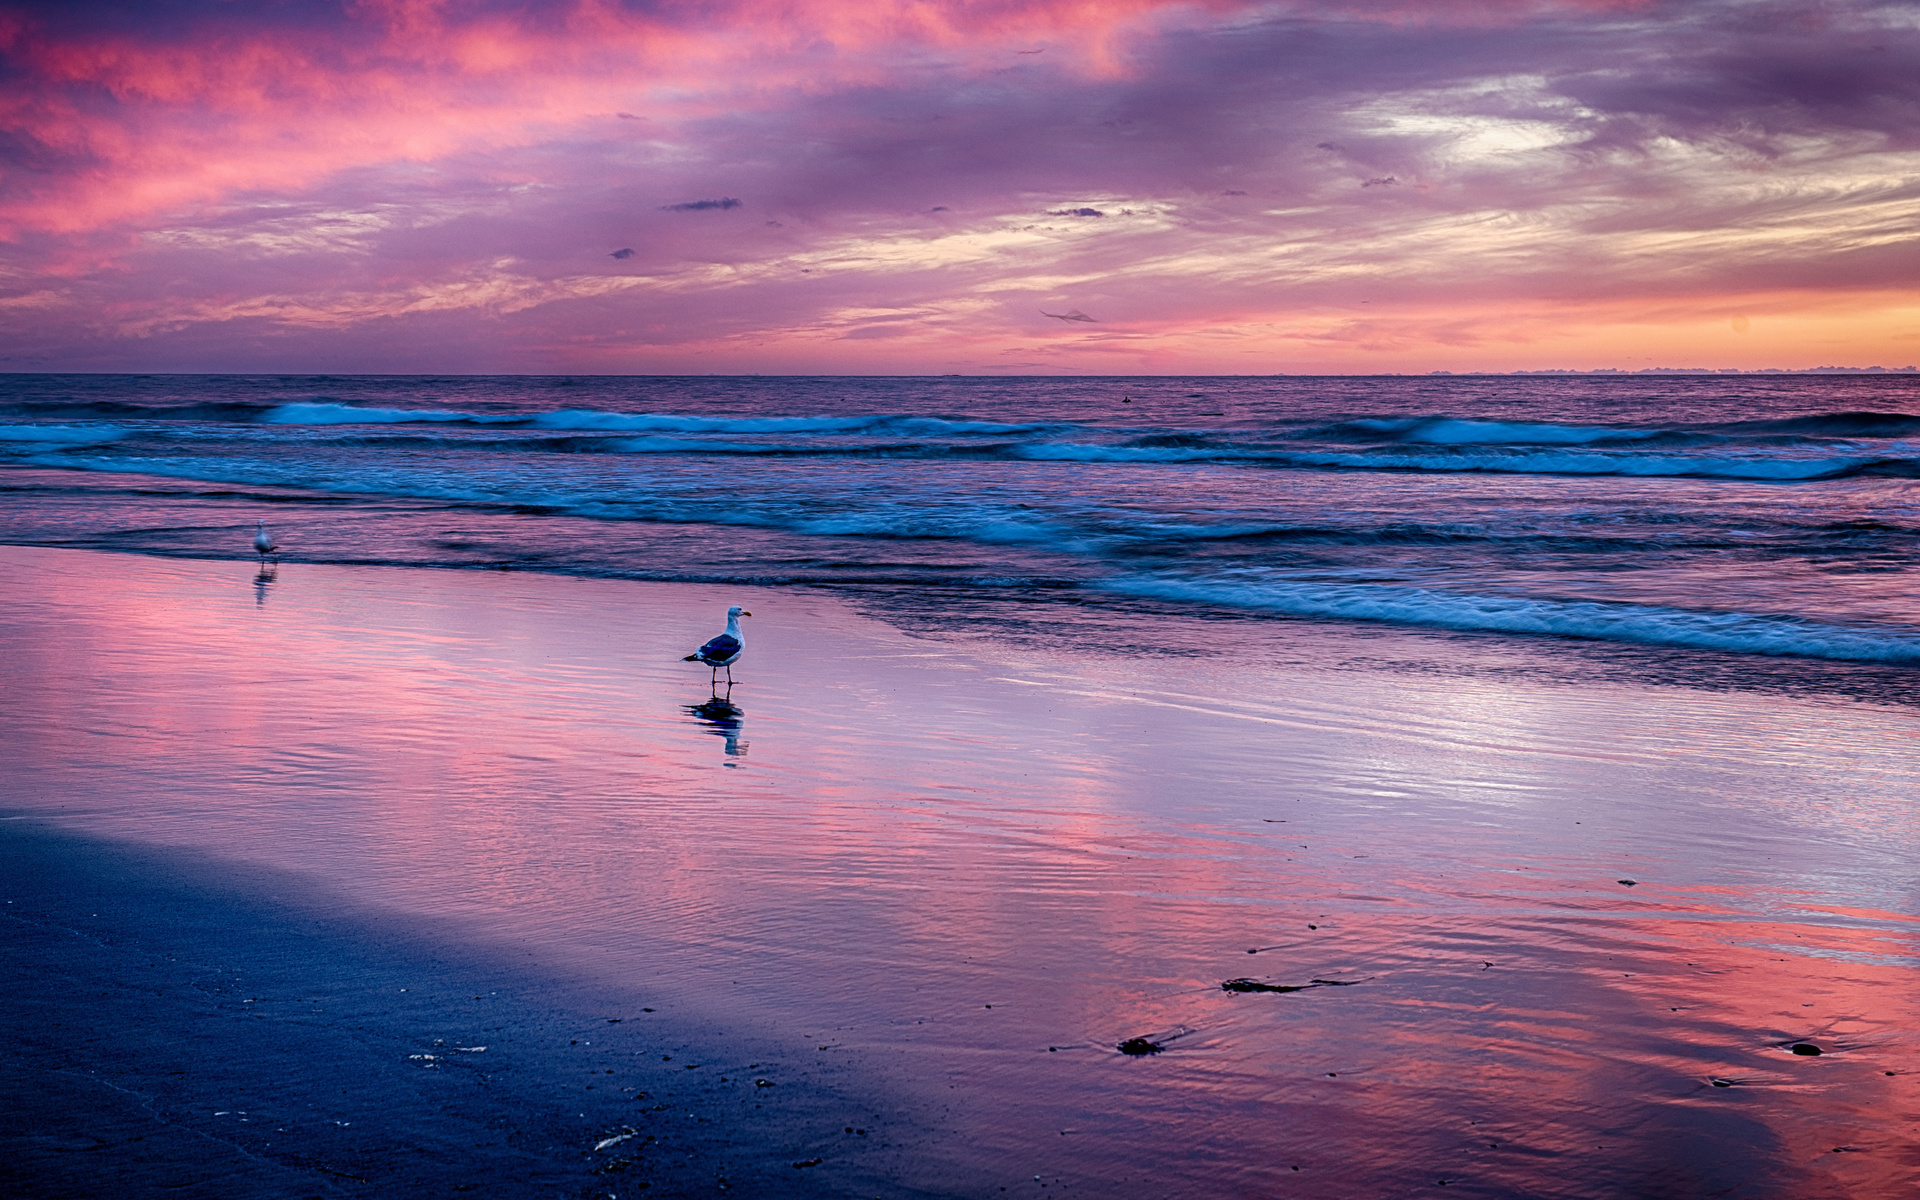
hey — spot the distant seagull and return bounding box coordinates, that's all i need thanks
[1042,309,1098,322]
[610,247,636,259]
[252,521,278,561]
[684,605,751,688]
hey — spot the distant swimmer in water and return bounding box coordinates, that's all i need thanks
[684,605,750,689]
[252,521,278,561]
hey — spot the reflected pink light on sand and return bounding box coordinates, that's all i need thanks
[3,546,1918,1194]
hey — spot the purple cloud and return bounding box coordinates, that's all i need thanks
[661,198,745,212]
[0,0,1914,372]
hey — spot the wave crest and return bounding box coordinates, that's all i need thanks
[0,423,126,446]
[1338,416,1669,446]
[262,401,1065,437]
[1104,573,1920,663]
[264,402,522,425]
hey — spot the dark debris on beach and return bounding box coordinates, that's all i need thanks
[1221,977,1365,993]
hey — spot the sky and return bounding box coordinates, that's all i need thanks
[1,0,1916,375]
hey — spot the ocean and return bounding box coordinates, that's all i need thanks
[4,374,1920,1196]
[4,372,1920,679]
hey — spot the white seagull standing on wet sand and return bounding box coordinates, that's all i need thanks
[252,521,278,561]
[684,605,750,688]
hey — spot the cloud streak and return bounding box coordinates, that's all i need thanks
[1,0,1915,372]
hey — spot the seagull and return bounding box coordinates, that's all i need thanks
[684,605,750,688]
[252,521,278,561]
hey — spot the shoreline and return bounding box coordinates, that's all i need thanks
[4,500,1920,716]
[5,543,1918,1197]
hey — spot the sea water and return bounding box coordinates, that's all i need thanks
[3,373,1920,677]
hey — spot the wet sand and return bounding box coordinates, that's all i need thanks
[0,822,961,1199]
[4,544,1919,1197]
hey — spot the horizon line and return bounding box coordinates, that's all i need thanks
[2,367,1916,380]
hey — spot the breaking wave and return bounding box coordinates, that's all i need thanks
[265,402,525,426]
[0,424,126,447]
[529,410,1062,436]
[1013,440,1914,480]
[263,402,1064,437]
[1103,573,1920,663]
[42,399,1918,483]
[1333,416,1672,446]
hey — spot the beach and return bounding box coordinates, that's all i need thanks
[1,822,951,1199]
[4,541,1918,1197]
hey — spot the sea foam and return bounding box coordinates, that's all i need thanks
[263,402,1061,437]
[0,424,126,446]
[265,402,521,425]
[1103,573,1920,663]
[1015,439,1892,480]
[1344,416,1669,445]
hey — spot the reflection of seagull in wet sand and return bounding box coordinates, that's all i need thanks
[685,694,748,759]
[683,605,750,688]
[252,521,278,561]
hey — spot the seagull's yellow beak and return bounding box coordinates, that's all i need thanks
[741,610,753,617]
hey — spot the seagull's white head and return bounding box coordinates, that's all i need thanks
[728,605,752,618]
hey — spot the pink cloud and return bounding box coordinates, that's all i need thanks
[1,0,1915,371]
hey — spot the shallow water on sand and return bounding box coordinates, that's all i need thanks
[4,545,1919,1197]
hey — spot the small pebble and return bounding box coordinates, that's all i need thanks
[1791,1043,1823,1056]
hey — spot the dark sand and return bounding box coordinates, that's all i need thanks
[0,822,954,1199]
